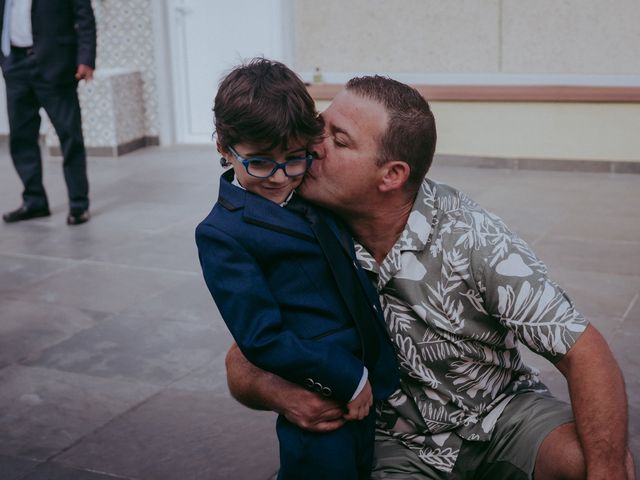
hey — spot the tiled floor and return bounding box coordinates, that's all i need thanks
[0,144,638,479]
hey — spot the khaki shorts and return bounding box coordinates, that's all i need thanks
[371,392,574,480]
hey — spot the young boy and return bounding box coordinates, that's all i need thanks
[195,58,398,479]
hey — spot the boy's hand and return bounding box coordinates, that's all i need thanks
[344,380,373,421]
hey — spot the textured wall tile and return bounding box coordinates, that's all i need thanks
[293,0,501,73]
[501,0,640,74]
[94,0,159,137]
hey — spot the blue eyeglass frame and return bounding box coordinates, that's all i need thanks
[227,146,314,179]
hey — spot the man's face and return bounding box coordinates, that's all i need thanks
[299,91,389,214]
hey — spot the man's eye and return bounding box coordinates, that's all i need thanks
[333,137,347,147]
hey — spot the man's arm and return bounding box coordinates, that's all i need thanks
[225,343,347,432]
[555,324,633,479]
[72,0,97,68]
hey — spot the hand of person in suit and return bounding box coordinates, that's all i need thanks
[75,64,94,81]
[344,380,373,421]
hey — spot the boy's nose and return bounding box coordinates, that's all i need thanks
[270,167,288,182]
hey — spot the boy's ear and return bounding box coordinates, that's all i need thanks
[217,142,232,168]
[379,161,410,193]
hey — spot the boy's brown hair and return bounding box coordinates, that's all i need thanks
[214,58,323,151]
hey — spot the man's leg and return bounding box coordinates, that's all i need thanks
[467,392,578,480]
[371,434,449,480]
[35,80,89,213]
[535,422,636,479]
[4,60,49,211]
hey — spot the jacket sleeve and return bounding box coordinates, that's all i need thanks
[72,0,96,68]
[196,222,364,404]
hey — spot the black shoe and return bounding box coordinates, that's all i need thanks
[67,209,90,225]
[3,205,51,223]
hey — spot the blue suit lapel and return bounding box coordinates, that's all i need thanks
[217,171,315,242]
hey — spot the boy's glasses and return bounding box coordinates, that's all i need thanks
[228,146,314,179]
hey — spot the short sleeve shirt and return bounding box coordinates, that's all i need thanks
[355,178,588,473]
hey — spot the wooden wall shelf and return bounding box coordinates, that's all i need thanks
[307,83,640,103]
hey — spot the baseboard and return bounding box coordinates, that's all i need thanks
[47,136,160,158]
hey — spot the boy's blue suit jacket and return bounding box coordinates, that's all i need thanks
[196,172,398,403]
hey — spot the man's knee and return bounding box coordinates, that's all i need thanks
[534,423,586,480]
[625,449,636,480]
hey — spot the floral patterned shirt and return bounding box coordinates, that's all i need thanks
[355,178,588,473]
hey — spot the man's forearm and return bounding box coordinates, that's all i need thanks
[557,324,633,478]
[225,342,290,411]
[225,343,347,432]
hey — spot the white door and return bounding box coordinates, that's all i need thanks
[168,0,290,143]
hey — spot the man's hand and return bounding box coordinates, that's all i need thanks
[75,64,94,81]
[344,380,372,421]
[226,343,346,432]
[280,387,346,432]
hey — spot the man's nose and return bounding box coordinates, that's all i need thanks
[311,141,326,160]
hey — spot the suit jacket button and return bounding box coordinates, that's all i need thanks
[313,382,322,392]
[305,378,314,388]
[321,387,332,397]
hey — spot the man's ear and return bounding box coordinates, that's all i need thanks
[379,161,410,192]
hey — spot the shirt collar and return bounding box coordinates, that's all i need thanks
[354,178,440,286]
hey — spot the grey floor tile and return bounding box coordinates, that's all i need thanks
[20,462,130,480]
[534,236,640,277]
[0,221,147,261]
[7,262,188,314]
[83,200,205,235]
[545,269,640,321]
[57,389,279,480]
[609,320,640,387]
[545,205,640,243]
[87,226,202,273]
[0,299,107,369]
[23,314,220,387]
[0,455,40,480]
[0,365,159,460]
[170,355,233,394]
[0,254,73,294]
[123,274,223,326]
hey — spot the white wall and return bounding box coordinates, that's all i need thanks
[315,99,640,162]
[0,79,8,134]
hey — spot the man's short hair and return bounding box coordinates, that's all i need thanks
[346,76,437,190]
[214,57,323,150]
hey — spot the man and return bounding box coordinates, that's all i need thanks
[226,75,635,479]
[1,0,96,225]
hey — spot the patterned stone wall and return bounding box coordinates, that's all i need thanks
[92,0,159,139]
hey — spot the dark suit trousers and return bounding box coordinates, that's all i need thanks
[4,51,89,211]
[276,409,376,480]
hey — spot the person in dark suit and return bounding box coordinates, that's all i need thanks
[196,58,398,479]
[1,0,96,225]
